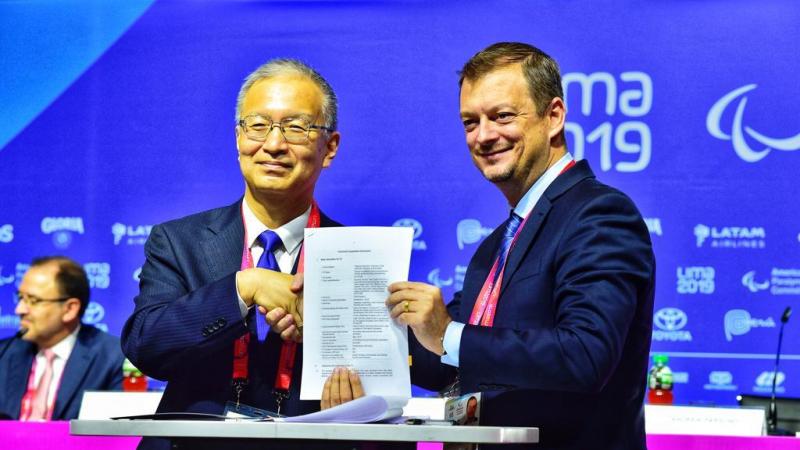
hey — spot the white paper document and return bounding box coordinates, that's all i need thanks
[300,226,413,400]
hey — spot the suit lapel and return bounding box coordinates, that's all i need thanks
[53,328,94,419]
[202,201,245,279]
[5,342,35,418]
[499,160,595,295]
[500,197,553,294]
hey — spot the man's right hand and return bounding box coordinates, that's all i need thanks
[236,268,301,318]
[263,273,305,342]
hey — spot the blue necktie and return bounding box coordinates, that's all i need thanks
[255,230,283,342]
[494,212,523,276]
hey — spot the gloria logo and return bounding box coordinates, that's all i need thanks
[754,371,785,394]
[0,266,14,287]
[83,262,111,289]
[676,266,715,294]
[392,218,427,250]
[456,219,493,250]
[112,223,152,246]
[704,371,737,391]
[694,224,765,249]
[707,84,800,163]
[742,270,770,293]
[0,224,13,243]
[723,309,775,341]
[643,218,662,236]
[41,217,84,249]
[427,268,454,288]
[652,307,692,342]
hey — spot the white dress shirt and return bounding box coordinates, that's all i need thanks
[33,324,80,408]
[236,197,310,317]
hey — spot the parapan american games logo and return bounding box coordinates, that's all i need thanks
[707,84,800,163]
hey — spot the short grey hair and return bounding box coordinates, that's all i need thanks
[235,58,338,130]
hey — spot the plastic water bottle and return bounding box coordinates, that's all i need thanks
[647,354,673,404]
[122,358,148,392]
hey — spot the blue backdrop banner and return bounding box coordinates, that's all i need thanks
[1,0,799,404]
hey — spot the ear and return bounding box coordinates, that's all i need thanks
[235,125,241,154]
[62,298,81,324]
[321,131,340,168]
[546,97,566,140]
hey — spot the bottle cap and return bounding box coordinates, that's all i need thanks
[653,354,669,365]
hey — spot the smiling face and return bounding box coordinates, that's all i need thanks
[236,75,339,206]
[459,64,564,205]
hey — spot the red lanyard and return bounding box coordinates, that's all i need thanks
[232,201,320,404]
[469,160,575,327]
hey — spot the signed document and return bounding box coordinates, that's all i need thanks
[300,227,413,400]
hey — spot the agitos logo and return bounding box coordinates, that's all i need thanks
[707,84,800,163]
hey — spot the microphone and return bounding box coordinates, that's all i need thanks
[768,307,791,435]
[0,327,28,362]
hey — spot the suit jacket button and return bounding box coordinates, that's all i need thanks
[202,329,210,337]
[217,318,227,327]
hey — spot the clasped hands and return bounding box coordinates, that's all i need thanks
[235,268,304,342]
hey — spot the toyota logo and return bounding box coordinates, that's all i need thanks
[654,307,688,331]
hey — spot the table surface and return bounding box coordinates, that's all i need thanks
[70,419,539,444]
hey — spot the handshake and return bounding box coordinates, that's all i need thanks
[235,268,305,342]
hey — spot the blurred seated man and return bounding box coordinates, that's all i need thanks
[0,256,124,420]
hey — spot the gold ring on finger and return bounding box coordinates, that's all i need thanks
[403,301,409,313]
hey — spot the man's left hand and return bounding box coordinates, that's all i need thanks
[321,367,364,410]
[387,281,452,355]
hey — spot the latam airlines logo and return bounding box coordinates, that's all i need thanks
[392,218,427,250]
[742,268,800,295]
[456,219,493,249]
[707,84,800,163]
[112,223,152,246]
[0,224,13,243]
[652,307,692,342]
[754,371,785,394]
[694,224,765,249]
[41,217,84,249]
[723,309,775,341]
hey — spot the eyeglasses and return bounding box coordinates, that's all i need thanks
[238,114,333,145]
[16,292,70,307]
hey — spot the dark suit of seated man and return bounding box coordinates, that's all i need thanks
[386,43,656,450]
[120,59,370,450]
[0,256,124,420]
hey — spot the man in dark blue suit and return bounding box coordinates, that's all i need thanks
[0,256,124,420]
[121,59,351,449]
[388,43,655,450]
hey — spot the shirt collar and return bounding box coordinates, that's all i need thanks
[42,323,80,361]
[513,153,574,218]
[242,197,310,255]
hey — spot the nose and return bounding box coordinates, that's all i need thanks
[474,118,500,147]
[260,124,288,153]
[14,299,28,316]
